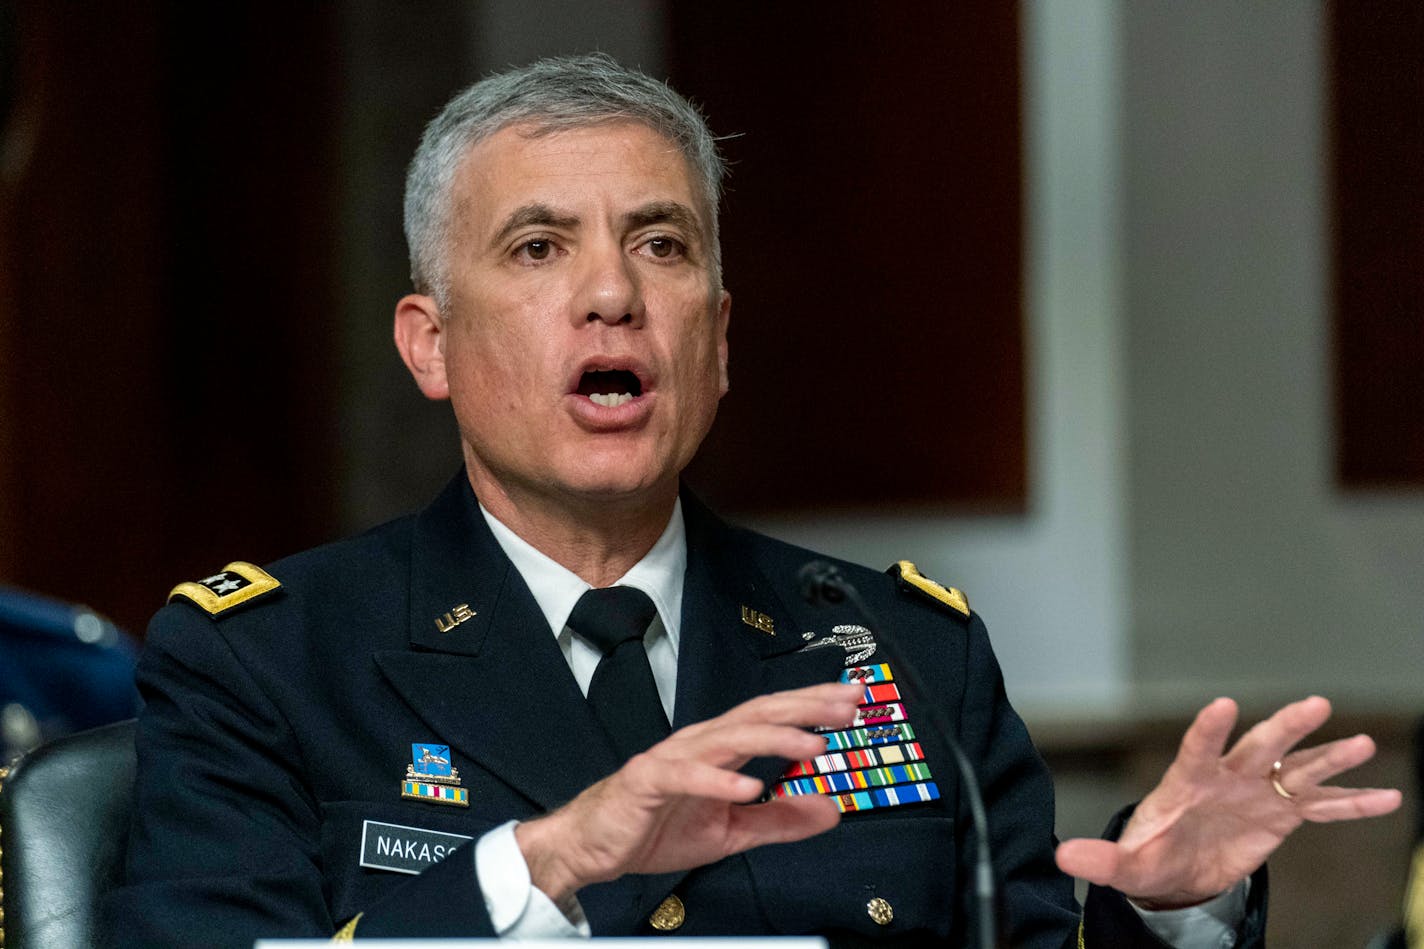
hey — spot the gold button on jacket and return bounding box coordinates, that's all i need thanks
[649,894,686,931]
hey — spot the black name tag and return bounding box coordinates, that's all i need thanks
[359,819,473,875]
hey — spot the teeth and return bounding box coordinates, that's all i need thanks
[589,392,634,408]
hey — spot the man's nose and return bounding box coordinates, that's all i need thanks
[575,241,644,327]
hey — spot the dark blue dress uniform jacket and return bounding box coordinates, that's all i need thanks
[107,473,1266,947]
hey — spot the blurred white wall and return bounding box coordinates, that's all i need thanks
[1121,1,1424,714]
[762,0,1424,722]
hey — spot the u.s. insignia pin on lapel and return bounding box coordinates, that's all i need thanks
[740,605,775,635]
[401,742,468,807]
[435,603,476,634]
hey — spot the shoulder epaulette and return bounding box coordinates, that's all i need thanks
[1404,842,1424,949]
[886,560,970,618]
[168,561,281,617]
[331,912,362,942]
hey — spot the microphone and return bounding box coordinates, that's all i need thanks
[796,559,847,605]
[799,560,998,949]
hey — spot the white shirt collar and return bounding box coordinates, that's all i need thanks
[477,499,686,651]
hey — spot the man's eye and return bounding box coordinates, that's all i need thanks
[518,239,553,261]
[644,237,684,259]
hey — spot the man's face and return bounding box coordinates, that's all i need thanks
[428,121,730,512]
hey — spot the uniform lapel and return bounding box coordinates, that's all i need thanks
[373,474,620,812]
[675,490,850,786]
[376,478,851,933]
[621,491,853,919]
[375,474,680,933]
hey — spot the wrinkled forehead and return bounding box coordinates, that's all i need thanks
[450,119,716,233]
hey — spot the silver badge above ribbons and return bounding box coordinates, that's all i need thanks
[798,623,877,665]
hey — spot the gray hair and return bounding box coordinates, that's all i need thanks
[403,52,727,307]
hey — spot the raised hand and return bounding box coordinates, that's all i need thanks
[1054,695,1403,908]
[514,681,864,903]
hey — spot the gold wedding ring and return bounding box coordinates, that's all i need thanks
[1269,760,1296,801]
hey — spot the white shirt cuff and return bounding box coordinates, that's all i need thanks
[474,820,591,938]
[1130,878,1250,949]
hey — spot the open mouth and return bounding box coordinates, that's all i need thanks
[577,368,643,408]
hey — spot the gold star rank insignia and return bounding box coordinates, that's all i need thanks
[168,561,281,616]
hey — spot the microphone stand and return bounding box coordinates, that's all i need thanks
[800,561,998,949]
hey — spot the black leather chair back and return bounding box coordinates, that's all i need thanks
[0,719,136,948]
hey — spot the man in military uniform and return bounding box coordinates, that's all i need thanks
[108,54,1400,946]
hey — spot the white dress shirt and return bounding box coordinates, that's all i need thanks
[481,499,685,724]
[467,499,1243,945]
[472,500,685,938]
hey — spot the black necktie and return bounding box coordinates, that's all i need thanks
[567,586,670,762]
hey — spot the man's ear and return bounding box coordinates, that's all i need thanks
[716,289,731,397]
[393,293,450,401]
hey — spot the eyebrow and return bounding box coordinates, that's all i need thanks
[623,201,703,237]
[490,203,579,249]
[488,200,706,249]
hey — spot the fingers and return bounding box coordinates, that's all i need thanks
[1276,733,1376,790]
[1173,697,1238,767]
[712,682,863,730]
[1222,695,1332,774]
[1054,838,1123,887]
[725,795,842,849]
[655,682,861,768]
[631,757,766,803]
[1233,712,1401,823]
[1297,786,1403,823]
[623,682,861,797]
[649,722,831,771]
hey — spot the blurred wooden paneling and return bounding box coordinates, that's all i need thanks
[669,4,1025,514]
[0,3,340,633]
[1330,1,1424,489]
[0,3,169,632]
